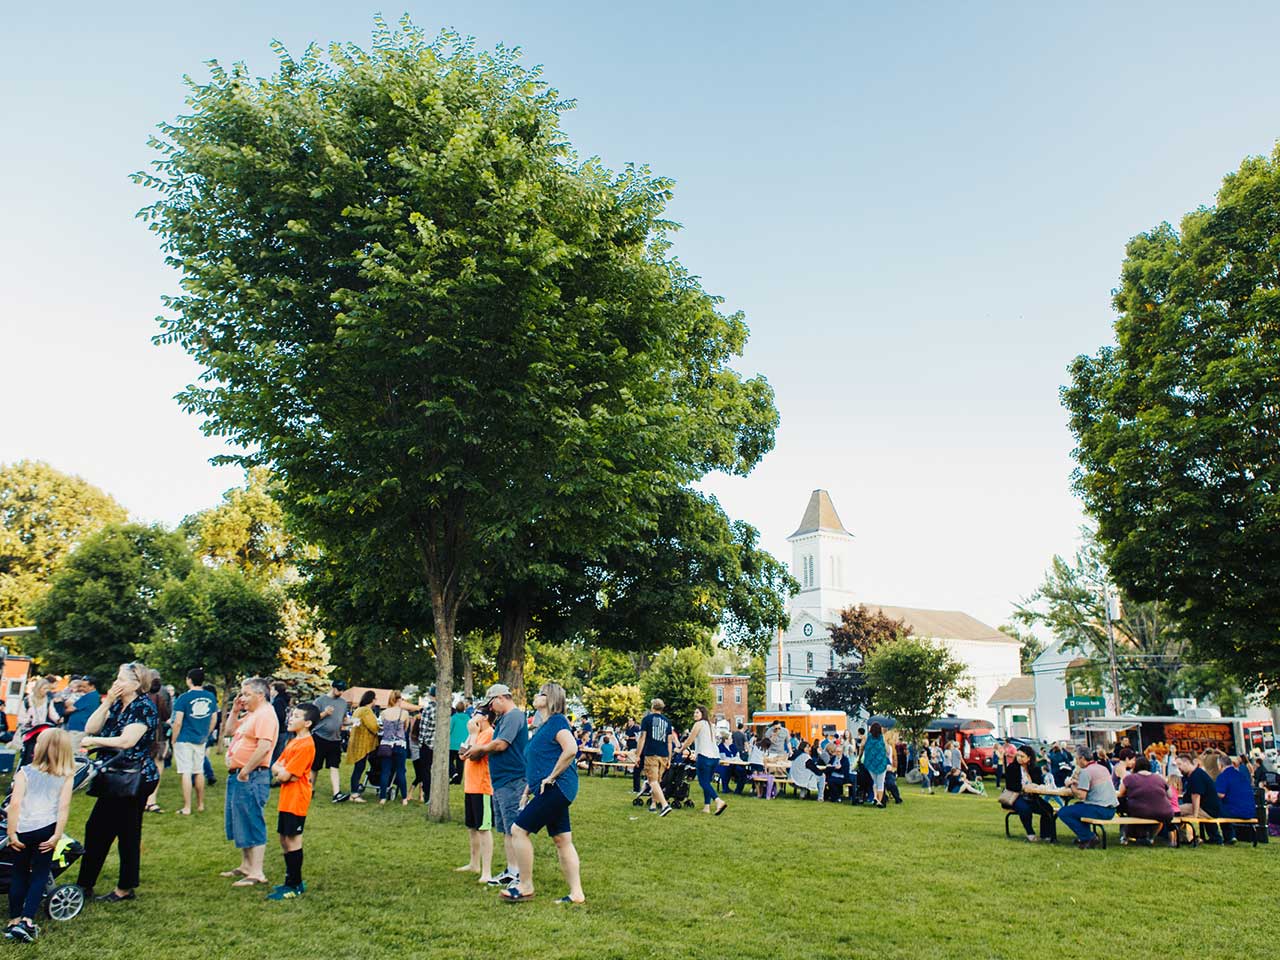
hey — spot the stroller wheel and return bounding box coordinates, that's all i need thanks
[46,883,85,921]
[632,796,644,806]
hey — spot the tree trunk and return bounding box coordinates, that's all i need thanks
[498,592,530,705]
[428,620,454,822]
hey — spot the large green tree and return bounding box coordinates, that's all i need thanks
[861,636,973,745]
[1064,144,1280,694]
[28,524,193,678]
[139,21,776,819]
[1014,531,1184,715]
[0,461,127,632]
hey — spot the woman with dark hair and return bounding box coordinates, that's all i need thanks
[345,690,379,803]
[1004,744,1057,842]
[861,722,890,808]
[679,706,727,816]
[376,691,411,806]
[76,662,161,902]
[1117,756,1177,846]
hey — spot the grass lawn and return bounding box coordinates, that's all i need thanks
[15,770,1274,959]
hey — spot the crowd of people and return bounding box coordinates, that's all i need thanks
[997,736,1276,849]
[4,665,1277,941]
[0,665,592,941]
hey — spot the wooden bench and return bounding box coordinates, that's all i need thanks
[1080,815,1165,848]
[593,761,631,778]
[1178,816,1260,847]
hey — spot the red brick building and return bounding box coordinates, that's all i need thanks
[709,674,750,727]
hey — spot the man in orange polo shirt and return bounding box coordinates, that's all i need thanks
[219,677,279,887]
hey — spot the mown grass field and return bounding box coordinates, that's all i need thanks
[16,769,1274,959]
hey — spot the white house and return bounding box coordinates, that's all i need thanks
[763,489,1021,724]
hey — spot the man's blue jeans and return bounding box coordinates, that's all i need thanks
[1057,802,1114,842]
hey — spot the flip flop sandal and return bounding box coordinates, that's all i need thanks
[218,869,248,878]
[500,887,535,903]
[231,877,268,887]
[555,896,585,905]
[715,803,728,816]
[145,805,164,814]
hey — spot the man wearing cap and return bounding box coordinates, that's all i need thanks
[312,680,350,801]
[461,683,526,887]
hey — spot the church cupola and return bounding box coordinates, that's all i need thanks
[787,489,856,616]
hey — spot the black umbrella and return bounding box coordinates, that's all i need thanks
[867,714,897,729]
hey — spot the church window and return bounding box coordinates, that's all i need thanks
[806,651,814,672]
[734,687,742,704]
[786,653,792,672]
[716,686,723,703]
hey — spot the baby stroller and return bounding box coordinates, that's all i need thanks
[631,755,696,809]
[0,752,118,922]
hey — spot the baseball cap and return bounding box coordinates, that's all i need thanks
[332,679,347,691]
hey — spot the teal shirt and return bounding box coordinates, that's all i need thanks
[449,711,470,751]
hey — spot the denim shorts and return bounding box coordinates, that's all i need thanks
[492,780,526,836]
[225,768,270,849]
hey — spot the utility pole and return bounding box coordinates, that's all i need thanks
[1103,586,1122,715]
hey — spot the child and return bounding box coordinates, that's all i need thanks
[5,729,74,942]
[456,708,494,884]
[267,703,319,901]
[918,748,934,794]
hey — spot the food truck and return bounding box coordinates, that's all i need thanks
[1076,714,1275,757]
[750,710,848,744]
[925,716,999,779]
[0,628,37,733]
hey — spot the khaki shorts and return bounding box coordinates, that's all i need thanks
[643,755,670,783]
[173,741,206,776]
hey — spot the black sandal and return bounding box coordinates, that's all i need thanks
[94,890,136,903]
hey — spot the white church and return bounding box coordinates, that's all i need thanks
[764,489,1021,725]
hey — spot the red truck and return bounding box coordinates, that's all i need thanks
[926,717,999,781]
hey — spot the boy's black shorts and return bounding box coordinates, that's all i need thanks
[277,811,306,836]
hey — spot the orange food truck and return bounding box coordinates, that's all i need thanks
[750,711,848,744]
[0,628,37,733]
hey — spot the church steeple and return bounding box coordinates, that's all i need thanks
[788,489,851,539]
[787,489,855,613]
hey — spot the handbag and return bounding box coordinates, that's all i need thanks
[89,754,146,799]
[998,789,1019,809]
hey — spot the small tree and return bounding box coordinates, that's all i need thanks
[829,604,911,658]
[746,655,766,720]
[861,636,973,745]
[581,684,642,727]
[29,524,193,677]
[640,647,714,732]
[146,565,285,714]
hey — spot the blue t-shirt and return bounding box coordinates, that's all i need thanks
[526,712,578,803]
[1216,765,1255,818]
[173,689,219,745]
[640,712,672,757]
[62,691,100,732]
[488,707,528,788]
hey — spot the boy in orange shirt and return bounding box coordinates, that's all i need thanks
[456,707,494,883]
[268,703,319,900]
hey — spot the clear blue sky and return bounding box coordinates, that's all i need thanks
[4,2,1279,629]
